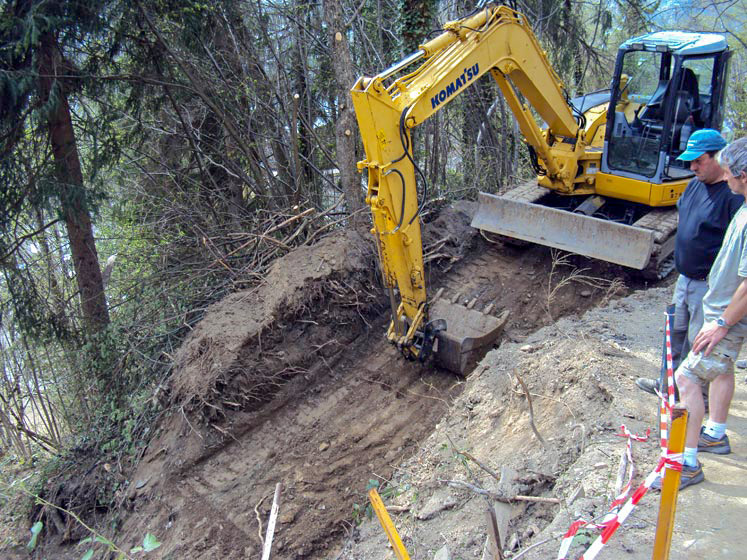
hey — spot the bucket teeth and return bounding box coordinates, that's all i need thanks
[430,300,509,375]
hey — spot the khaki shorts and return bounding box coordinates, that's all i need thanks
[677,329,744,385]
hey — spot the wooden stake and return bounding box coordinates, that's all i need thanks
[485,506,505,559]
[261,483,283,560]
[652,406,688,560]
[368,488,411,560]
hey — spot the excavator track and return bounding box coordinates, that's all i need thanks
[482,182,678,279]
[633,208,678,279]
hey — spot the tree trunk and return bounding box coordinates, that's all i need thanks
[323,0,364,225]
[37,33,109,334]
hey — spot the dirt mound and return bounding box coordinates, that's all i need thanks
[111,205,638,558]
[171,228,377,418]
[128,229,385,487]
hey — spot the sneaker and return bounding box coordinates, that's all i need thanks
[651,461,704,490]
[699,428,731,455]
[736,359,747,369]
[635,378,659,395]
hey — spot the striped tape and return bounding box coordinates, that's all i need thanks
[556,427,648,559]
[577,453,683,560]
[557,309,679,559]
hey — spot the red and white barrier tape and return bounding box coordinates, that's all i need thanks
[557,310,681,559]
[577,453,682,560]
[556,427,649,559]
[659,311,676,452]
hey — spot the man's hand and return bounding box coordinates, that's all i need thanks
[692,322,729,356]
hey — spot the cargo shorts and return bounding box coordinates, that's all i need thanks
[677,327,745,385]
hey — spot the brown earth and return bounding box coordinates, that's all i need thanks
[13,203,664,559]
[346,285,747,560]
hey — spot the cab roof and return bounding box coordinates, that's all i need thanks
[620,31,728,56]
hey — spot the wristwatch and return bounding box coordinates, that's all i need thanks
[716,316,731,328]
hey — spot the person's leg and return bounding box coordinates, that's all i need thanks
[685,279,707,351]
[700,373,734,454]
[695,333,741,455]
[652,364,706,490]
[686,279,710,405]
[677,371,706,450]
[655,278,688,392]
[670,275,690,370]
[708,373,735,424]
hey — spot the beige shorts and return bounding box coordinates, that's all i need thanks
[677,329,744,385]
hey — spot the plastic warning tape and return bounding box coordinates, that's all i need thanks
[556,427,648,560]
[557,519,591,559]
[659,311,676,452]
[577,453,683,560]
[558,310,679,559]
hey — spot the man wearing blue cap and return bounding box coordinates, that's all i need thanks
[664,137,747,489]
[636,130,741,468]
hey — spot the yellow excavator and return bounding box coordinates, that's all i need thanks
[351,4,730,373]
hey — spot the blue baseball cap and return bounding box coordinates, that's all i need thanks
[677,129,727,161]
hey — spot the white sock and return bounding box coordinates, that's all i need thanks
[704,420,726,439]
[683,447,698,468]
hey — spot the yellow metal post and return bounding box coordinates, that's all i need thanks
[652,405,688,560]
[368,488,411,560]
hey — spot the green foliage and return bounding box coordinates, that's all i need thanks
[131,533,162,553]
[352,479,410,526]
[79,529,161,558]
[571,527,595,546]
[399,0,436,55]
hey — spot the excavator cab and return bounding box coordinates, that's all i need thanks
[604,32,731,184]
[473,29,730,276]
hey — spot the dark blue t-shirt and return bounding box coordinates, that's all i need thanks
[675,178,744,280]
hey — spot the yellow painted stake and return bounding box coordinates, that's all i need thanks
[652,405,688,560]
[368,488,411,560]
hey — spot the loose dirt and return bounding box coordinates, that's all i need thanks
[110,202,628,559]
[345,284,747,560]
[18,202,724,560]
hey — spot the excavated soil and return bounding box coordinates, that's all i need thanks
[21,203,649,559]
[345,290,668,559]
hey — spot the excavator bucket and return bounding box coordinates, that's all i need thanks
[431,299,509,375]
[472,192,656,270]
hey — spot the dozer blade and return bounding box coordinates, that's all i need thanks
[431,299,509,375]
[472,192,656,270]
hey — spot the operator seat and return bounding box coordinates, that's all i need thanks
[672,68,701,151]
[673,68,700,124]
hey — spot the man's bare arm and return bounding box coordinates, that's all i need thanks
[693,277,747,355]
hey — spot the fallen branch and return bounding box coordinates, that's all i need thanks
[444,434,506,490]
[440,479,560,504]
[513,371,546,447]
[511,536,556,559]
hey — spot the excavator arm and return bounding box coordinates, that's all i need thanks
[351,5,592,365]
